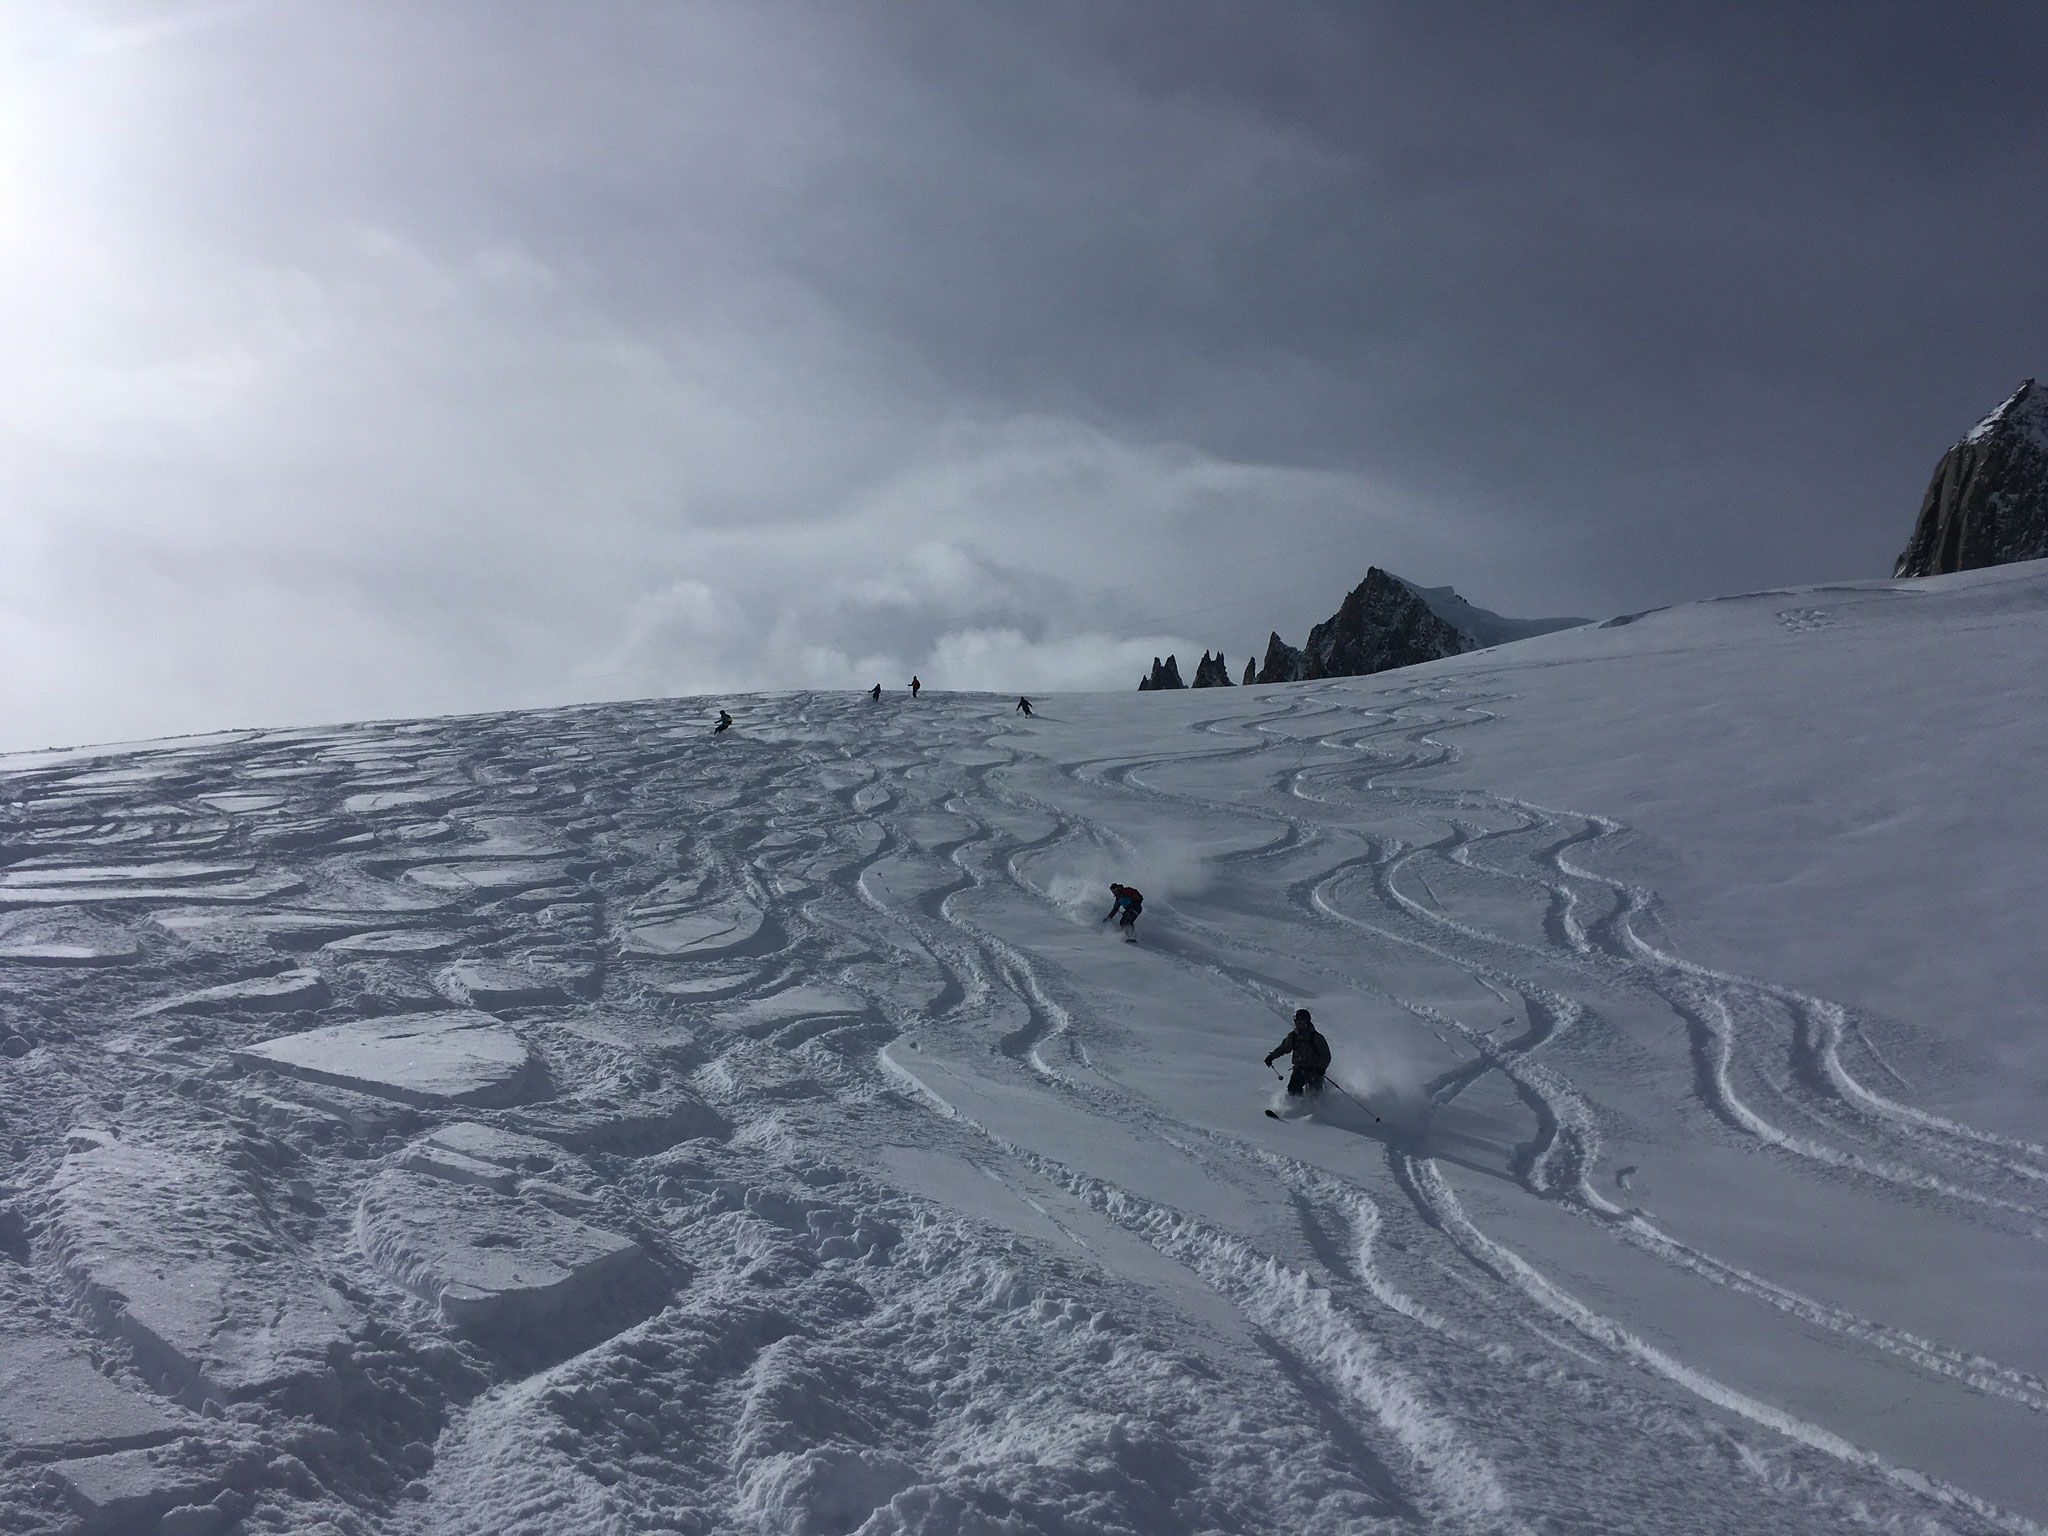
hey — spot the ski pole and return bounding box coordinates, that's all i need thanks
[1326,1076,1380,1122]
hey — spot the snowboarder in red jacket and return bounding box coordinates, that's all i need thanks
[1102,883,1143,939]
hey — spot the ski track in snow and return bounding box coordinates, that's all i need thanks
[0,664,2042,1535]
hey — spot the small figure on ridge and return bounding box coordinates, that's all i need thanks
[870,683,882,701]
[909,676,922,699]
[713,709,733,735]
[1016,697,1034,717]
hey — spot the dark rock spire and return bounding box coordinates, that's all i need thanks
[1895,379,2048,577]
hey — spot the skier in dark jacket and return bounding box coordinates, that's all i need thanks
[713,709,733,734]
[1016,697,1033,716]
[1102,882,1143,939]
[909,676,922,699]
[1264,1009,1331,1096]
[870,683,882,701]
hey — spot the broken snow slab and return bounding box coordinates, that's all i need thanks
[0,872,305,909]
[0,860,252,889]
[138,969,331,1017]
[195,792,285,814]
[50,1130,353,1402]
[618,901,768,959]
[231,1011,538,1107]
[49,1440,251,1534]
[506,1090,726,1154]
[442,816,573,859]
[151,909,383,950]
[433,959,571,1011]
[0,914,141,967]
[323,929,464,958]
[342,786,470,815]
[355,1168,653,1333]
[0,1336,180,1456]
[405,861,575,896]
[398,1121,566,1193]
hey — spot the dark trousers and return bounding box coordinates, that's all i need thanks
[1287,1067,1324,1096]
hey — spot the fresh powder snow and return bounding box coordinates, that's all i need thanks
[0,562,2044,1534]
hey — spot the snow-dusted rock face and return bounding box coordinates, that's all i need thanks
[1253,574,1586,685]
[1895,378,2048,576]
[1189,650,1235,687]
[1255,629,1307,683]
[1135,653,1185,689]
[1300,566,1470,678]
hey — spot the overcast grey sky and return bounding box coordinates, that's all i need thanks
[3,1,2044,750]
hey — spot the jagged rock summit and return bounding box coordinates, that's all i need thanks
[1145,570,1588,691]
[1136,655,1185,691]
[1894,379,2048,578]
[1251,569,1587,685]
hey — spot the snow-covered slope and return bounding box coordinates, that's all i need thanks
[2,563,2046,1535]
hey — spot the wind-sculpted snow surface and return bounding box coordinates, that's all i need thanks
[2,566,2047,1534]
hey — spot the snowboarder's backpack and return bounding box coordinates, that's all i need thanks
[1305,1028,1331,1074]
[1123,887,1143,914]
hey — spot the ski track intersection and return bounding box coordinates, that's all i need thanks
[0,569,2044,1534]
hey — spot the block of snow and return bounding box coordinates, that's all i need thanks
[152,910,380,949]
[405,861,573,895]
[354,1168,650,1332]
[508,1091,726,1153]
[323,929,464,957]
[397,1143,519,1193]
[231,1011,537,1107]
[0,860,253,888]
[50,1445,222,1533]
[397,1118,570,1194]
[434,959,571,1011]
[343,787,468,814]
[0,873,305,909]
[49,1131,352,1401]
[619,902,766,958]
[422,1120,565,1170]
[139,969,331,1017]
[0,916,141,967]
[0,1337,179,1454]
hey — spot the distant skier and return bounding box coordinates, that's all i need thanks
[870,683,882,701]
[713,710,733,734]
[1264,1009,1331,1097]
[909,676,922,699]
[1102,882,1143,941]
[1016,697,1033,717]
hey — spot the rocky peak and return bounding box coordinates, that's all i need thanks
[1300,568,1469,679]
[1895,379,2048,577]
[1190,651,1235,688]
[1255,632,1306,685]
[1136,655,1185,691]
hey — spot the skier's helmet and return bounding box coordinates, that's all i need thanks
[1293,1008,1312,1025]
